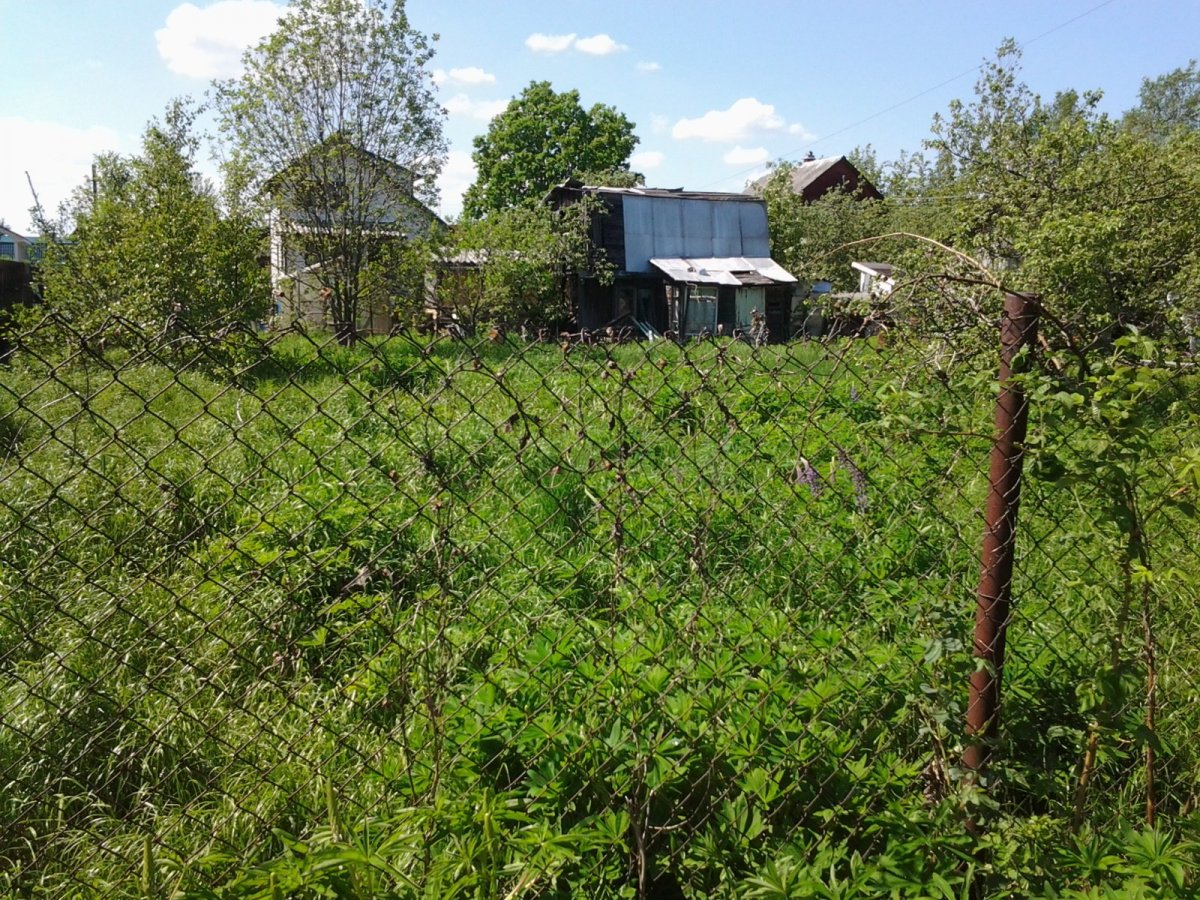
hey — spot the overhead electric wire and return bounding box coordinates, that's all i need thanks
[702,0,1121,190]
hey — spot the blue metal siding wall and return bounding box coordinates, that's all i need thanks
[621,195,770,272]
[711,203,741,257]
[741,203,769,253]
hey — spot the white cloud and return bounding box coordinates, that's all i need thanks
[1,118,125,233]
[637,61,661,73]
[443,94,509,122]
[672,97,797,143]
[722,146,770,166]
[525,32,576,54]
[433,66,497,88]
[156,0,284,79]
[630,150,664,170]
[523,32,627,56]
[788,122,816,141]
[574,34,627,56]
[436,150,476,220]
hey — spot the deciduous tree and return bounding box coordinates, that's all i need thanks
[759,168,891,291]
[921,42,1200,345]
[214,0,446,344]
[1123,60,1200,142]
[463,82,638,218]
[34,100,267,351]
[437,199,611,330]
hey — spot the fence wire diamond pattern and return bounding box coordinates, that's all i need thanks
[1,313,1198,897]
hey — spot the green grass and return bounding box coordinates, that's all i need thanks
[0,330,1198,897]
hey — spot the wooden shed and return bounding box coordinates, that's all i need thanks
[548,181,798,341]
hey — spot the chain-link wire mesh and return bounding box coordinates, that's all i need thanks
[1,309,1197,897]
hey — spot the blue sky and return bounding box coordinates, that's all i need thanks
[3,0,1198,232]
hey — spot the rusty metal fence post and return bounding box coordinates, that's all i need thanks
[963,292,1040,792]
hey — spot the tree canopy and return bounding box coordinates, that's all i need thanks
[757,144,947,293]
[759,168,889,291]
[462,81,638,218]
[1123,59,1200,141]
[214,0,446,343]
[923,42,1200,342]
[33,100,266,351]
[438,199,609,330]
[756,42,1200,347]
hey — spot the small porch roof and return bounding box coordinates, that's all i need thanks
[648,256,797,287]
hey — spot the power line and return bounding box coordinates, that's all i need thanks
[701,0,1121,190]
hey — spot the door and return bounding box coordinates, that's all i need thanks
[735,287,765,330]
[683,286,717,335]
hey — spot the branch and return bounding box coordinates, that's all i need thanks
[827,231,1093,370]
[830,231,1002,288]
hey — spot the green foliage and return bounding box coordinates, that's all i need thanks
[361,230,446,326]
[440,197,612,328]
[0,329,1196,896]
[463,81,639,218]
[574,168,645,189]
[1123,59,1200,142]
[758,148,952,310]
[761,44,1200,353]
[925,41,1200,344]
[9,39,1200,899]
[31,100,267,351]
[759,171,892,290]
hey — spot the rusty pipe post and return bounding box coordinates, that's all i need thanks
[963,292,1039,790]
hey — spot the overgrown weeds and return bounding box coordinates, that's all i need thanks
[1,330,1197,897]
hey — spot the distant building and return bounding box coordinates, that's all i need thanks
[748,154,883,203]
[803,260,897,338]
[547,181,798,341]
[0,225,32,263]
[851,261,894,296]
[266,140,442,335]
[0,226,39,359]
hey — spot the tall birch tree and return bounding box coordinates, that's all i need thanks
[215,0,446,344]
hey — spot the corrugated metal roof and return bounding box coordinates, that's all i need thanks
[589,186,758,201]
[735,271,778,286]
[624,195,770,272]
[545,180,794,276]
[649,257,797,286]
[548,181,757,202]
[650,259,741,286]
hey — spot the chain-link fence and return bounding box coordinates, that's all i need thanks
[1,307,1198,897]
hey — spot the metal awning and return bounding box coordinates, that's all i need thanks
[649,256,797,286]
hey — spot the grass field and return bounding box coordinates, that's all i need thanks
[1,330,1198,897]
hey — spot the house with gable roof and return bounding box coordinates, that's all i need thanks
[266,138,443,335]
[748,153,883,203]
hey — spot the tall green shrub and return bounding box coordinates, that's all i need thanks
[31,100,268,353]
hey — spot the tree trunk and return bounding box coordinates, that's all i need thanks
[331,291,358,346]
